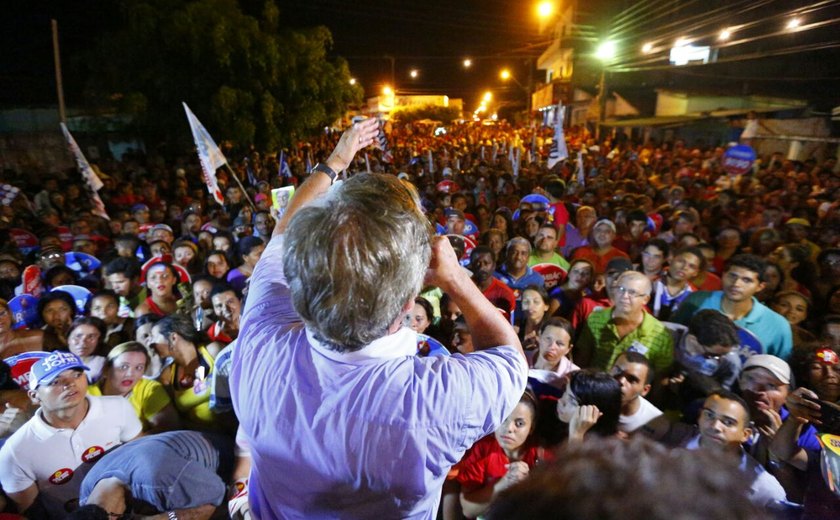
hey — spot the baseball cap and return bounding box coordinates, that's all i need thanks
[131,204,150,213]
[743,354,791,385]
[593,219,617,233]
[784,217,810,228]
[605,257,633,274]
[29,351,88,390]
[150,224,173,234]
[445,208,465,220]
[254,193,268,203]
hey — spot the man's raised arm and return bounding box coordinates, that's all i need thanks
[425,236,523,358]
[273,118,380,236]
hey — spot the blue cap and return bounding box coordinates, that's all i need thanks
[29,351,88,390]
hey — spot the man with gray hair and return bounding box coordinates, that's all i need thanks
[496,237,546,296]
[577,270,674,374]
[230,118,526,519]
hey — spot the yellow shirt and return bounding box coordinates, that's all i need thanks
[88,378,172,431]
[165,346,217,429]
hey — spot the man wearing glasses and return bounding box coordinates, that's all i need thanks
[576,270,673,374]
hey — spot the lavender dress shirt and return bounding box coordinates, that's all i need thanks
[231,235,527,519]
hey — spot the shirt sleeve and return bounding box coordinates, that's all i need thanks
[0,443,34,494]
[240,234,299,331]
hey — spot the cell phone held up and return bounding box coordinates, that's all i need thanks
[802,395,840,435]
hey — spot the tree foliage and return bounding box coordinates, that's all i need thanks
[83,0,362,149]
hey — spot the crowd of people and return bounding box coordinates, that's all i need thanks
[0,115,840,519]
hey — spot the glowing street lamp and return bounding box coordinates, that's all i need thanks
[500,69,511,80]
[409,69,419,79]
[596,40,617,62]
[483,91,492,103]
[786,18,801,30]
[382,85,393,96]
[719,28,732,41]
[536,1,554,19]
[463,58,472,68]
[349,78,357,85]
[641,42,653,54]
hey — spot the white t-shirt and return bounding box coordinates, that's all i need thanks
[618,396,663,433]
[0,395,141,518]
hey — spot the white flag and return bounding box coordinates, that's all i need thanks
[577,152,585,187]
[513,147,521,177]
[427,149,435,173]
[547,104,568,169]
[183,102,226,205]
[60,123,109,220]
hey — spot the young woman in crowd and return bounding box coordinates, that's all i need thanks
[38,290,77,351]
[151,314,221,431]
[516,285,550,351]
[555,370,622,443]
[771,291,817,347]
[87,289,134,348]
[66,317,108,382]
[457,391,543,519]
[548,259,594,319]
[408,296,434,335]
[204,250,231,281]
[529,317,578,381]
[87,341,180,433]
[135,260,181,317]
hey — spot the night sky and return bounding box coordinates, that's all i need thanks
[2,1,838,110]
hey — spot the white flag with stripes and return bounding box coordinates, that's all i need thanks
[547,104,568,169]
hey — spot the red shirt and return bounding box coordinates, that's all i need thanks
[455,435,545,492]
[694,271,723,291]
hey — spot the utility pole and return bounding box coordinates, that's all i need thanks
[597,68,607,140]
[52,19,67,123]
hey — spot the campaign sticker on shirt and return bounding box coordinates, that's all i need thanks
[416,334,450,357]
[48,468,74,485]
[627,341,649,356]
[81,446,105,463]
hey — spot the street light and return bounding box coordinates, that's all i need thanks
[595,41,617,62]
[409,69,419,79]
[536,1,554,19]
[641,42,653,54]
[719,28,732,41]
[382,85,393,96]
[483,91,492,103]
[463,58,472,68]
[786,18,801,30]
[500,68,511,80]
[349,78,357,85]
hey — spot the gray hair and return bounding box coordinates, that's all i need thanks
[506,236,532,255]
[283,174,431,352]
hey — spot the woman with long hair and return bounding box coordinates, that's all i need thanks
[555,370,622,443]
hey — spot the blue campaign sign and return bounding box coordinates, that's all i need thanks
[65,251,101,274]
[7,294,40,329]
[416,333,450,357]
[735,326,764,364]
[722,145,756,176]
[52,285,92,315]
[463,219,479,236]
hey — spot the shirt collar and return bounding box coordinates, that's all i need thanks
[31,396,97,439]
[306,326,417,363]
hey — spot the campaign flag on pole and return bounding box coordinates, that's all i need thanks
[278,151,292,178]
[531,131,538,162]
[182,103,226,205]
[547,104,568,169]
[513,147,521,177]
[305,150,313,173]
[455,155,461,172]
[377,124,393,163]
[60,123,110,221]
[427,149,435,174]
[480,146,485,161]
[491,143,498,164]
[576,152,585,187]
[244,158,257,187]
[508,145,515,168]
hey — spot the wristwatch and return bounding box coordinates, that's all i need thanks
[311,162,338,184]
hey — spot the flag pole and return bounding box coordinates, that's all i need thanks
[223,163,256,212]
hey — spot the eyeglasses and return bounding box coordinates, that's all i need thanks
[615,286,646,299]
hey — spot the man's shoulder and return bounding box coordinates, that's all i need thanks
[586,307,613,325]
